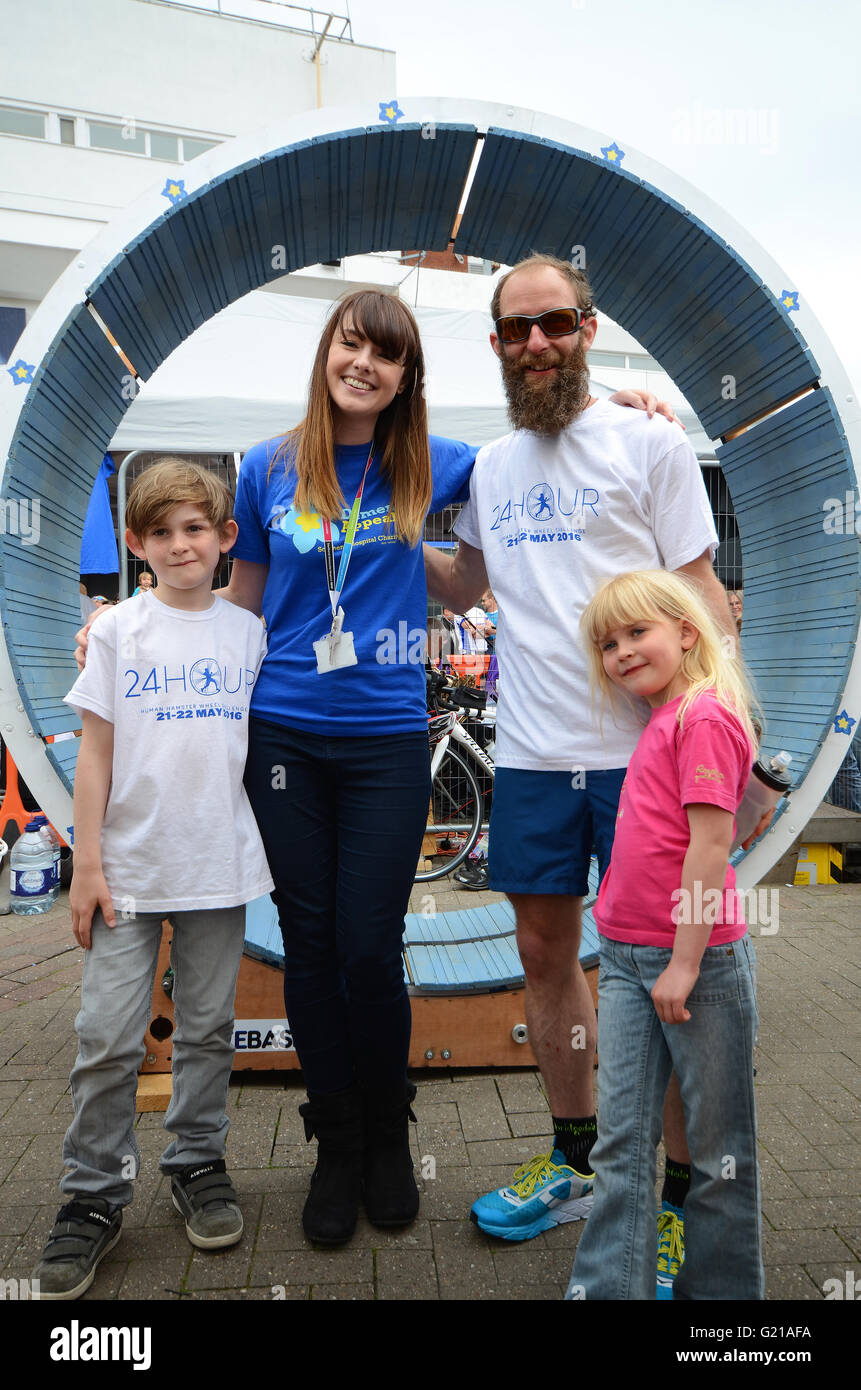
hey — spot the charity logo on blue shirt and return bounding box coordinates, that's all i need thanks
[268,503,341,554]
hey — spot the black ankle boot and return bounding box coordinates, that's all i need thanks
[362,1081,419,1227]
[298,1084,363,1246]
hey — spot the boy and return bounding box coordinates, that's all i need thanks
[32,459,273,1299]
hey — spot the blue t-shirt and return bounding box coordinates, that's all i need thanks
[231,434,476,734]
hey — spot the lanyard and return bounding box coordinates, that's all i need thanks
[320,442,375,618]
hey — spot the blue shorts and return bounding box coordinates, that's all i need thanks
[488,766,626,896]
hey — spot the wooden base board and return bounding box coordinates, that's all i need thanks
[135,1072,174,1112]
[138,922,599,1106]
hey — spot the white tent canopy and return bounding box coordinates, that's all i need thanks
[110,290,716,458]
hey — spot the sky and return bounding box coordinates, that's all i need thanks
[344,0,861,397]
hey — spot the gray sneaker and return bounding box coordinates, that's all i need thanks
[170,1160,243,1249]
[31,1197,122,1300]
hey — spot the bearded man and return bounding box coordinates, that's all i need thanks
[424,254,738,1293]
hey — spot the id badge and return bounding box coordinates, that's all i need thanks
[313,606,358,674]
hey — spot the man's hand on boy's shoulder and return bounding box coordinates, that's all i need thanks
[74,604,112,672]
[70,867,116,949]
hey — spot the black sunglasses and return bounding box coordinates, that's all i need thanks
[494,305,593,344]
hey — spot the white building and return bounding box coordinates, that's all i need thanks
[0,0,393,326]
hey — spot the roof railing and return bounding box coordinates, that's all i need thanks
[150,1,353,42]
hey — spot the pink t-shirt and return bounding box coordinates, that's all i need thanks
[595,690,753,947]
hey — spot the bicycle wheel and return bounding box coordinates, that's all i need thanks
[415,744,483,882]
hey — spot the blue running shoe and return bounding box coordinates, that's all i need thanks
[470,1148,594,1241]
[656,1201,684,1299]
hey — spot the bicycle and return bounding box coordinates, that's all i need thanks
[415,670,496,883]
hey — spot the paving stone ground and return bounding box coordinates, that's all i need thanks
[1,883,859,1303]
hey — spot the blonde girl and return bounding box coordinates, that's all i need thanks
[568,569,765,1301]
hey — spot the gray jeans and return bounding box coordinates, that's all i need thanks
[62,905,245,1207]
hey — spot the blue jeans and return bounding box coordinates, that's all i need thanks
[62,906,246,1207]
[244,718,431,1094]
[568,933,764,1300]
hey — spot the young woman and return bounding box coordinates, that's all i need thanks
[568,569,764,1299]
[225,290,475,1246]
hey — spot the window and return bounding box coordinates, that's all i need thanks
[181,137,216,160]
[86,121,218,161]
[589,350,626,368]
[0,307,27,365]
[0,105,221,161]
[0,106,45,139]
[149,131,179,160]
[89,121,146,154]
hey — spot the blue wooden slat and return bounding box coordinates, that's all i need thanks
[1,306,129,743]
[209,161,278,302]
[257,138,318,274]
[89,252,184,380]
[108,217,210,346]
[45,737,81,796]
[403,901,515,945]
[404,125,477,251]
[315,127,370,265]
[403,863,603,991]
[405,939,523,992]
[718,388,859,769]
[9,307,130,461]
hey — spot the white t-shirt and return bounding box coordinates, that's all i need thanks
[65,591,274,912]
[458,608,489,654]
[454,401,719,771]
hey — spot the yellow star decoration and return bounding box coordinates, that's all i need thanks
[385,106,396,120]
[783,296,793,307]
[835,714,851,732]
[15,365,27,379]
[295,510,321,532]
[169,183,180,197]
[607,149,618,161]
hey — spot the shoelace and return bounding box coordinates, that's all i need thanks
[508,1152,568,1198]
[657,1209,685,1276]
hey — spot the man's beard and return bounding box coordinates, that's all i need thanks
[500,339,591,435]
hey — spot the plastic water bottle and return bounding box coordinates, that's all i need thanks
[31,815,61,901]
[10,821,55,915]
[731,751,793,852]
[0,839,9,915]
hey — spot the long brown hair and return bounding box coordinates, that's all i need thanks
[269,291,432,548]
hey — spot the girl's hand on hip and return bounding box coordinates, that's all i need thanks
[651,960,700,1024]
